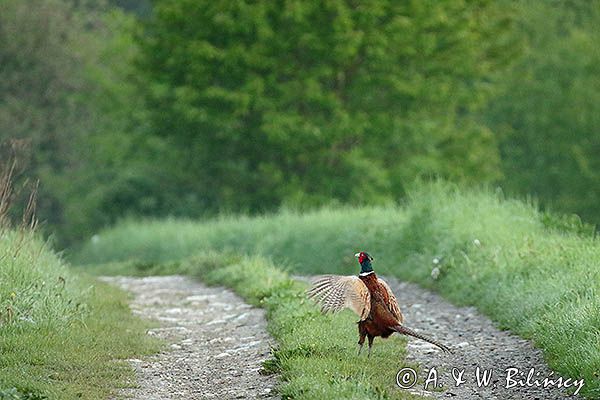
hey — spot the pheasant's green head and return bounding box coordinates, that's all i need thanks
[355,251,374,275]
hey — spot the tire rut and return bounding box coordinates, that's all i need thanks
[101,276,278,400]
[382,276,583,399]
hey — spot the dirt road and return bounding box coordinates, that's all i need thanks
[103,274,582,399]
[101,276,278,399]
[385,276,582,399]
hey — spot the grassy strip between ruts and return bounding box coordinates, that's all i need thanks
[0,231,160,399]
[75,182,600,398]
[187,253,424,400]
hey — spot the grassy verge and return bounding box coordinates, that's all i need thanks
[0,231,159,399]
[184,253,423,399]
[75,182,600,397]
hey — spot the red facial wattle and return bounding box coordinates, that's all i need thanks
[358,252,366,264]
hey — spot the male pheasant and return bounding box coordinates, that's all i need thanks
[308,251,451,356]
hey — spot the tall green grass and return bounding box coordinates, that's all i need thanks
[76,182,600,397]
[0,231,159,399]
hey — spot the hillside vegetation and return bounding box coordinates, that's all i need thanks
[2,1,600,246]
[76,183,600,397]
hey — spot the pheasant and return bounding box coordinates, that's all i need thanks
[308,251,452,356]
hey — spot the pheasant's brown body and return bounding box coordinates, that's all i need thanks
[358,272,398,342]
[308,252,451,355]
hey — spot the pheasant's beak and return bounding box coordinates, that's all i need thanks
[354,253,360,258]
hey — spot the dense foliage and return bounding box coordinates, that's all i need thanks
[137,0,512,212]
[0,0,147,243]
[487,1,600,223]
[0,0,599,244]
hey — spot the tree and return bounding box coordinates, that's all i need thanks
[0,0,98,232]
[137,0,513,213]
[487,0,600,224]
[0,0,157,244]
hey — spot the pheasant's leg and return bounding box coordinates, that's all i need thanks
[358,323,367,355]
[367,335,374,358]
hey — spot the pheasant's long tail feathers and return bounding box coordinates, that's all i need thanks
[392,325,453,353]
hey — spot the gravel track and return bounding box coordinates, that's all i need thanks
[101,276,278,400]
[384,276,583,399]
[102,274,584,400]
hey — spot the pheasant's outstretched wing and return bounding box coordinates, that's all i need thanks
[377,277,403,323]
[307,275,371,320]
